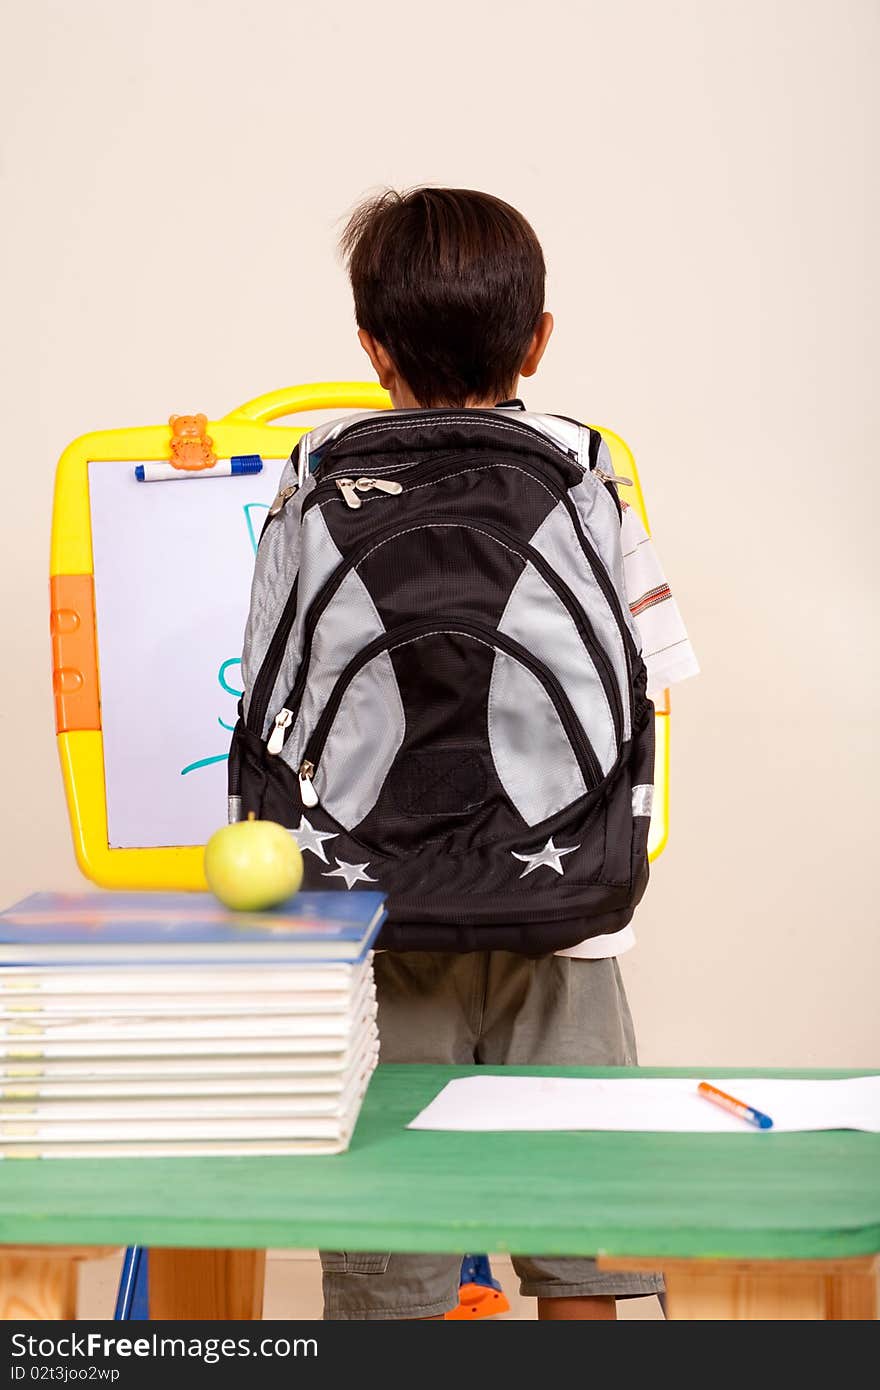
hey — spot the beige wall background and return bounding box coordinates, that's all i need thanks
[3,0,877,1066]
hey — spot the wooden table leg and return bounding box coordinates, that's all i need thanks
[149,1248,266,1320]
[0,1246,117,1320]
[597,1255,880,1320]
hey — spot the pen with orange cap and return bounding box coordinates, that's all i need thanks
[697,1081,774,1130]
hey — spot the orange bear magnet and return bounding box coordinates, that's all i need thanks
[168,413,218,471]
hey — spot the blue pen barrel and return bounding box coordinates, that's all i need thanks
[134,456,264,482]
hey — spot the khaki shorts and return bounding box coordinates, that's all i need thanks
[321,950,663,1319]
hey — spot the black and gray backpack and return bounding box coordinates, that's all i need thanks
[228,403,654,954]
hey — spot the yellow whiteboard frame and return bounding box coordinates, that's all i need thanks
[597,425,671,864]
[50,384,669,890]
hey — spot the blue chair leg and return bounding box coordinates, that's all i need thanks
[114,1247,149,1320]
[460,1254,503,1291]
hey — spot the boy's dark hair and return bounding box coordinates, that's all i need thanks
[339,187,546,408]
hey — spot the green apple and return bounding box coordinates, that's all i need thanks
[204,813,303,911]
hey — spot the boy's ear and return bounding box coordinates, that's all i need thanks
[519,312,554,378]
[358,329,398,393]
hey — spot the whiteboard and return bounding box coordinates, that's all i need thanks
[89,459,286,848]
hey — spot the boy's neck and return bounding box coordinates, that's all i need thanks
[391,394,515,411]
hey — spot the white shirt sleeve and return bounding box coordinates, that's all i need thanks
[557,501,698,961]
[620,503,699,698]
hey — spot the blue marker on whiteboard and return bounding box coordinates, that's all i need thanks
[134,456,263,482]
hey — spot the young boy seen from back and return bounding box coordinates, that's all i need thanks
[236,187,698,1319]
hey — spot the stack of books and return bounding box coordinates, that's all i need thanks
[0,890,384,1158]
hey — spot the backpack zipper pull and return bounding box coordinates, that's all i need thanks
[335,478,362,509]
[356,477,404,497]
[266,707,293,755]
[268,484,297,518]
[298,760,319,808]
[595,466,634,487]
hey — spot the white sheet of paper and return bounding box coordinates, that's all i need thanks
[407,1075,880,1134]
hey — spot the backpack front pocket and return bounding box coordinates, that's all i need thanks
[257,512,622,769]
[268,618,603,854]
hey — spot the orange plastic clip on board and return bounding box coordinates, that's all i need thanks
[50,382,672,891]
[49,574,100,734]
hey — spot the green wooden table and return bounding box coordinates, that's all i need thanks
[2,1066,878,1320]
